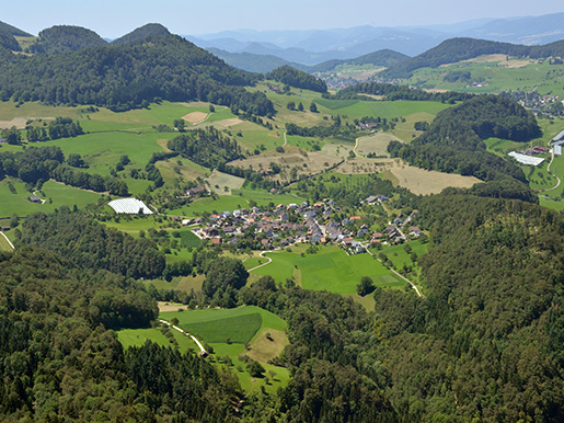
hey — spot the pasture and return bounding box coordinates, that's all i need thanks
[163,188,305,216]
[159,306,289,393]
[0,180,101,218]
[251,245,406,294]
[207,171,245,194]
[116,326,196,352]
[356,132,403,157]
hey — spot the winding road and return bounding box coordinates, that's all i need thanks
[543,147,561,192]
[158,319,207,354]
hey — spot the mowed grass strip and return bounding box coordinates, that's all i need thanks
[182,313,262,344]
[160,306,286,343]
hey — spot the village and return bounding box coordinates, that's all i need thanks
[187,195,422,254]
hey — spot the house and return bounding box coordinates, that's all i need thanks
[211,238,221,246]
[410,226,422,237]
[29,195,41,203]
[365,195,378,204]
[393,217,403,225]
[186,187,206,196]
[182,219,191,226]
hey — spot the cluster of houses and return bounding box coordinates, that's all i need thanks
[188,196,421,253]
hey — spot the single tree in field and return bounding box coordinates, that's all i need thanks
[357,276,375,297]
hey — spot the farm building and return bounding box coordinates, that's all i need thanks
[29,194,42,203]
[552,130,564,143]
[508,152,545,166]
[108,198,153,214]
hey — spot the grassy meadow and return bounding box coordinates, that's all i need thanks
[251,244,405,293]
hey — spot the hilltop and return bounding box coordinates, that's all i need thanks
[0,29,273,113]
[28,25,107,54]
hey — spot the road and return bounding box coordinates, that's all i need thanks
[362,242,424,298]
[158,319,207,354]
[0,231,14,251]
[543,147,561,192]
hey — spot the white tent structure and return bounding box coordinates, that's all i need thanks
[108,198,153,214]
[508,152,545,166]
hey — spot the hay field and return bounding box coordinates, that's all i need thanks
[389,165,481,195]
[321,143,354,159]
[356,133,403,157]
[335,158,400,174]
[217,118,243,127]
[228,150,341,181]
[182,111,208,123]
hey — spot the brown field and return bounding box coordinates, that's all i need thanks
[389,165,481,195]
[158,301,189,312]
[268,131,281,138]
[246,329,289,363]
[444,54,533,69]
[321,143,354,159]
[356,133,403,157]
[0,116,56,130]
[182,112,208,123]
[228,150,341,181]
[217,118,243,127]
[358,93,385,100]
[335,158,401,174]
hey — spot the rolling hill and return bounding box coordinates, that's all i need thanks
[0,30,273,114]
[383,37,564,78]
[27,25,107,54]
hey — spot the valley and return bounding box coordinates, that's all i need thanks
[2,15,564,423]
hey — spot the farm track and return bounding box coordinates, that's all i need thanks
[157,319,207,354]
[363,242,424,298]
[542,148,561,193]
[0,232,14,251]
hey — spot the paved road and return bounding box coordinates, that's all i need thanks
[158,319,207,354]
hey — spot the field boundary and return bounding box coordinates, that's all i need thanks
[158,318,207,354]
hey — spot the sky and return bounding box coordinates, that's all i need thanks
[3,0,564,38]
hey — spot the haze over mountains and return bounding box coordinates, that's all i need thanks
[185,12,564,65]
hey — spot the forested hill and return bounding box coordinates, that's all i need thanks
[0,20,31,37]
[28,25,107,54]
[383,37,564,78]
[266,65,327,93]
[308,49,409,73]
[111,23,171,45]
[0,33,274,113]
[0,28,20,51]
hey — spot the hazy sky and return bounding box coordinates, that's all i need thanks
[3,0,564,38]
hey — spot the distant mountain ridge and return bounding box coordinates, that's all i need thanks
[186,12,564,66]
[383,37,564,78]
